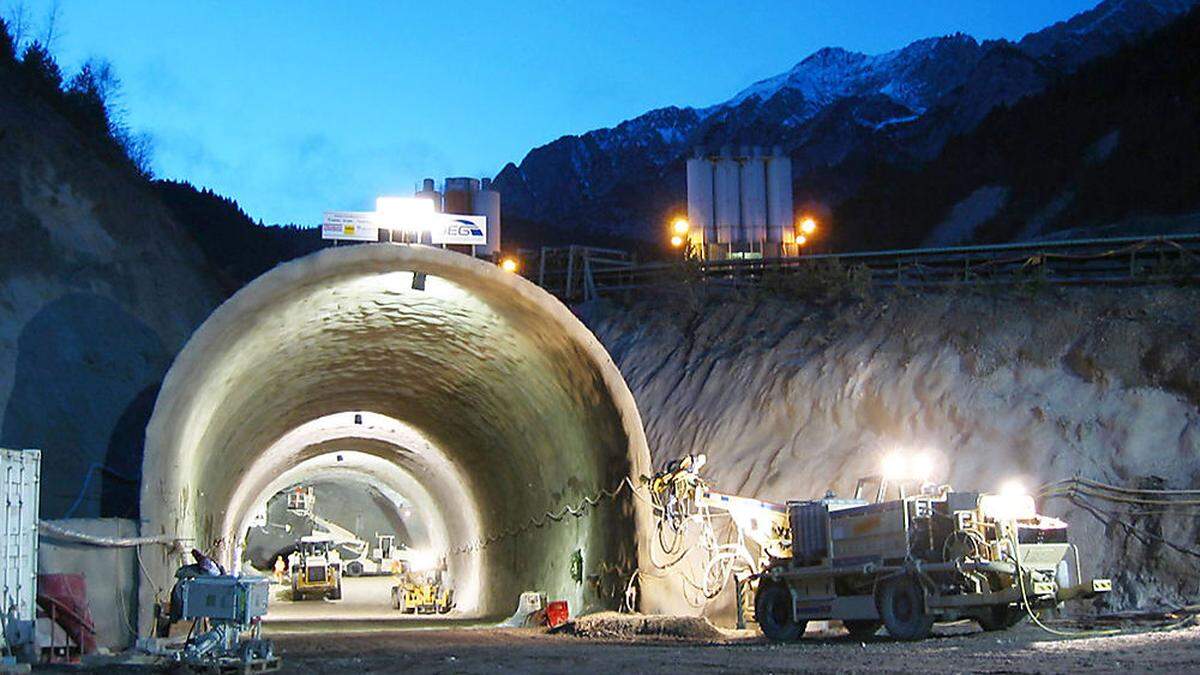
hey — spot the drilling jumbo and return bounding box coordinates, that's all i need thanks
[649,454,1111,641]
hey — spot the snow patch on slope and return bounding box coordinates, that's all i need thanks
[925,185,1010,247]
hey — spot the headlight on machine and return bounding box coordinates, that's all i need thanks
[979,481,1037,521]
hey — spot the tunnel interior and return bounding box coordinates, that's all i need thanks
[141,245,652,624]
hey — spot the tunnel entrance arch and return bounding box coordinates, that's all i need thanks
[140,244,654,628]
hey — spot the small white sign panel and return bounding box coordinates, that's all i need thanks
[431,214,487,245]
[322,211,379,241]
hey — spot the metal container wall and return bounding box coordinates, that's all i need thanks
[473,189,502,255]
[740,151,768,242]
[714,150,741,244]
[829,501,907,561]
[0,448,39,652]
[766,150,793,243]
[686,157,715,244]
[788,500,829,564]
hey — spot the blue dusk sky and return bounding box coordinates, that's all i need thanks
[16,1,1096,225]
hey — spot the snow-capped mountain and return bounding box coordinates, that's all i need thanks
[493,0,1197,244]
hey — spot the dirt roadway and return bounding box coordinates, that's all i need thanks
[269,622,1200,674]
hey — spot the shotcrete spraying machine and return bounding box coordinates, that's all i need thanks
[649,453,1111,641]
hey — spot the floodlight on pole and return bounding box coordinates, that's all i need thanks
[376,196,435,232]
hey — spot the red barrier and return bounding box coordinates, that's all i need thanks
[546,600,569,629]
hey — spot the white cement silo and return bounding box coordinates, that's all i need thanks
[417,178,443,212]
[714,146,741,244]
[686,148,715,246]
[740,147,768,243]
[475,178,502,256]
[766,146,793,243]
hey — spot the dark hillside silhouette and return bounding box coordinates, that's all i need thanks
[834,6,1200,250]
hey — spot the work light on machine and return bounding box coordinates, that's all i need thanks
[672,217,690,235]
[881,451,936,482]
[799,216,817,235]
[500,257,519,273]
[979,480,1036,522]
[670,235,685,248]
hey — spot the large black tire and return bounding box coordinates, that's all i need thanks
[328,582,343,600]
[345,561,364,577]
[878,577,934,641]
[391,588,403,610]
[754,582,806,642]
[843,620,882,639]
[977,604,1027,631]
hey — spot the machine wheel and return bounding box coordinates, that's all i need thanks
[878,577,934,641]
[328,582,343,600]
[754,582,806,642]
[391,588,403,610]
[977,604,1026,632]
[843,620,882,639]
[292,590,304,601]
[345,561,364,577]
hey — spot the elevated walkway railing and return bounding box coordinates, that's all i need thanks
[535,234,1200,302]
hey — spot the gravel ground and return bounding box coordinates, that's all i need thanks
[268,620,1200,674]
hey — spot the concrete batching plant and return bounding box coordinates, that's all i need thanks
[686,146,795,260]
[422,177,502,258]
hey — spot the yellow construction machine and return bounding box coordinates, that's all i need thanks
[390,552,454,615]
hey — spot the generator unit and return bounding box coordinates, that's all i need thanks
[175,575,276,671]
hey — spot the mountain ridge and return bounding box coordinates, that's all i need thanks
[494,0,1198,248]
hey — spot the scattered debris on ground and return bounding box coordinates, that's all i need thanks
[555,612,725,641]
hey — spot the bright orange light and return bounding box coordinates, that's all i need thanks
[672,218,690,235]
[799,216,817,235]
[670,235,684,248]
[796,234,808,246]
[500,258,518,273]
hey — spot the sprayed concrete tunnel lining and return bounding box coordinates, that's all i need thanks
[140,244,656,626]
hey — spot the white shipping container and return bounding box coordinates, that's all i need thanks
[1,448,39,652]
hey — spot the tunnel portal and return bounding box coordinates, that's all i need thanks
[139,244,654,625]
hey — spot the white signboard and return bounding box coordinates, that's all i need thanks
[431,214,487,245]
[322,211,379,241]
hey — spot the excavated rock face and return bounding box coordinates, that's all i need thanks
[141,244,653,623]
[585,285,1200,611]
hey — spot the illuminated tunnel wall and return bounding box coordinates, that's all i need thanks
[140,244,654,626]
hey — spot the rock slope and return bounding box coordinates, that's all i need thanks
[0,59,224,517]
[584,285,1200,610]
